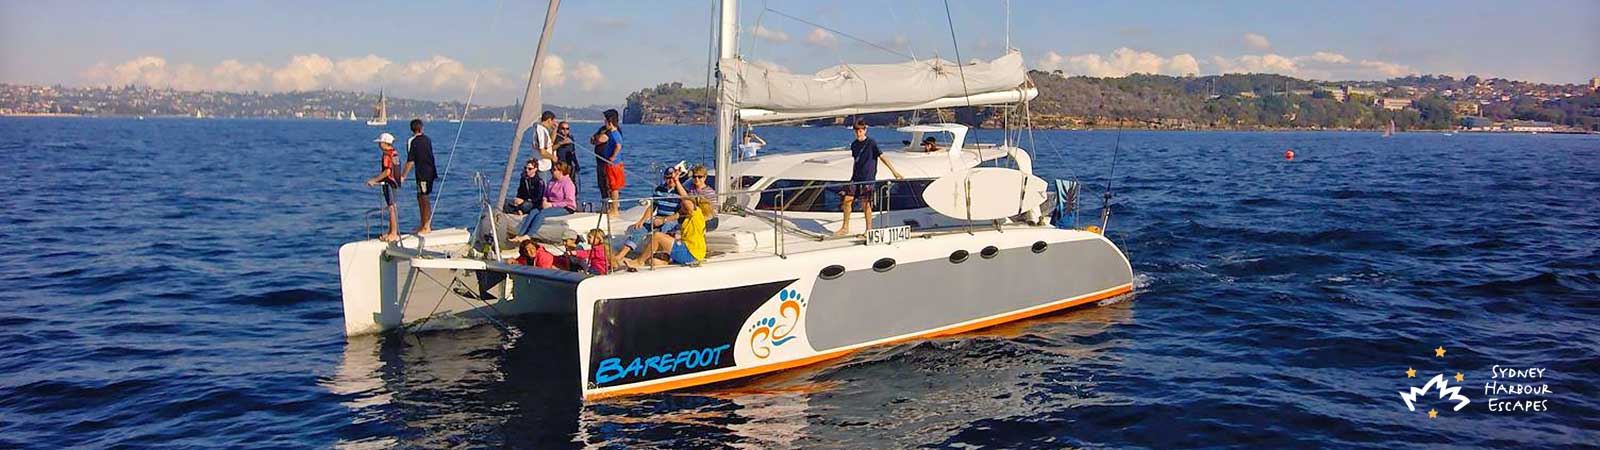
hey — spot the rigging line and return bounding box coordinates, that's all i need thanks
[429,0,508,226]
[942,0,983,155]
[1101,127,1123,231]
[885,5,916,61]
[763,7,916,61]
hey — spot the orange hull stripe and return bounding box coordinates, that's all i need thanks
[585,283,1134,400]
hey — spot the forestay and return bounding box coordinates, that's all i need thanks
[725,51,1032,124]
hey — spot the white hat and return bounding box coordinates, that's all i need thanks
[373,133,395,144]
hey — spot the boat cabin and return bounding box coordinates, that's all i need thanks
[727,123,1030,222]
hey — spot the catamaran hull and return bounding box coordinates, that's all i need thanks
[340,227,1133,399]
[338,229,578,335]
[572,227,1132,399]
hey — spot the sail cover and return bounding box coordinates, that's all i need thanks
[724,51,1031,123]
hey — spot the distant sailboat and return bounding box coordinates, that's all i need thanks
[366,90,389,126]
[1383,119,1396,137]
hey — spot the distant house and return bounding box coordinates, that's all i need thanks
[1505,120,1554,132]
[1452,101,1480,116]
[1341,86,1377,102]
[1460,116,1495,131]
[1380,98,1412,110]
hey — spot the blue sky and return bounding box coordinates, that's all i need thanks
[2,0,1596,106]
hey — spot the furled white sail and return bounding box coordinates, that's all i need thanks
[724,51,1032,124]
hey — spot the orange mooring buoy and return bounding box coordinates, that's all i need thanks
[1284,149,1295,160]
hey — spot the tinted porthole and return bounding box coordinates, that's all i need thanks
[872,258,897,272]
[949,250,970,263]
[1032,241,1048,253]
[819,264,846,280]
[980,246,1000,259]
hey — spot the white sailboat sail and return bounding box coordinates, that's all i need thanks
[367,90,389,126]
[494,0,561,206]
[725,51,1035,124]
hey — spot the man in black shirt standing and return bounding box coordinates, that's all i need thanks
[402,119,438,234]
[837,119,903,237]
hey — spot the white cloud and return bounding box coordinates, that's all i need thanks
[1037,48,1199,77]
[1305,51,1349,64]
[1210,54,1299,75]
[805,28,837,48]
[1242,33,1271,51]
[539,54,605,91]
[271,54,335,91]
[570,61,605,91]
[82,53,605,97]
[751,25,789,43]
[540,54,568,86]
[1211,51,1414,80]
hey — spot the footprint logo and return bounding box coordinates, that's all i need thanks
[749,289,807,359]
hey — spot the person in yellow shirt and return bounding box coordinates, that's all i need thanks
[623,171,706,269]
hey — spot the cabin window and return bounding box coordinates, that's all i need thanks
[755,179,844,212]
[819,264,846,280]
[755,179,933,212]
[881,180,933,210]
[980,246,1000,259]
[949,250,970,263]
[872,258,897,272]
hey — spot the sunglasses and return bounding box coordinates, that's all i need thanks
[693,175,707,179]
[525,166,537,171]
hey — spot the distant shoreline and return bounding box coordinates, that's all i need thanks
[3,115,1592,134]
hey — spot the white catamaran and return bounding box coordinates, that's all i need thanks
[339,0,1133,400]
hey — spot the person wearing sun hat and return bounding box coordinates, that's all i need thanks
[363,132,401,242]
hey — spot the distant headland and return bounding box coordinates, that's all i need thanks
[6,71,1598,133]
[623,72,1600,133]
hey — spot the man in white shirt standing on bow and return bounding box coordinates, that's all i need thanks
[534,110,557,166]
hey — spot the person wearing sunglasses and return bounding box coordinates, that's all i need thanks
[504,159,545,215]
[510,161,576,243]
[553,120,580,197]
[688,164,719,230]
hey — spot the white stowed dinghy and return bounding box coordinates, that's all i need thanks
[338,0,1133,400]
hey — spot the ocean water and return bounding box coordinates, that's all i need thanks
[1,117,1597,449]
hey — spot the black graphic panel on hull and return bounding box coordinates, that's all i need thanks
[589,280,795,388]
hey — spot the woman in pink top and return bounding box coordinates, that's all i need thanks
[511,162,578,242]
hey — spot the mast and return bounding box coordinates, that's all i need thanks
[496,0,562,207]
[712,0,737,200]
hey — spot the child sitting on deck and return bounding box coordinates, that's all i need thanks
[511,240,555,268]
[557,229,612,275]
